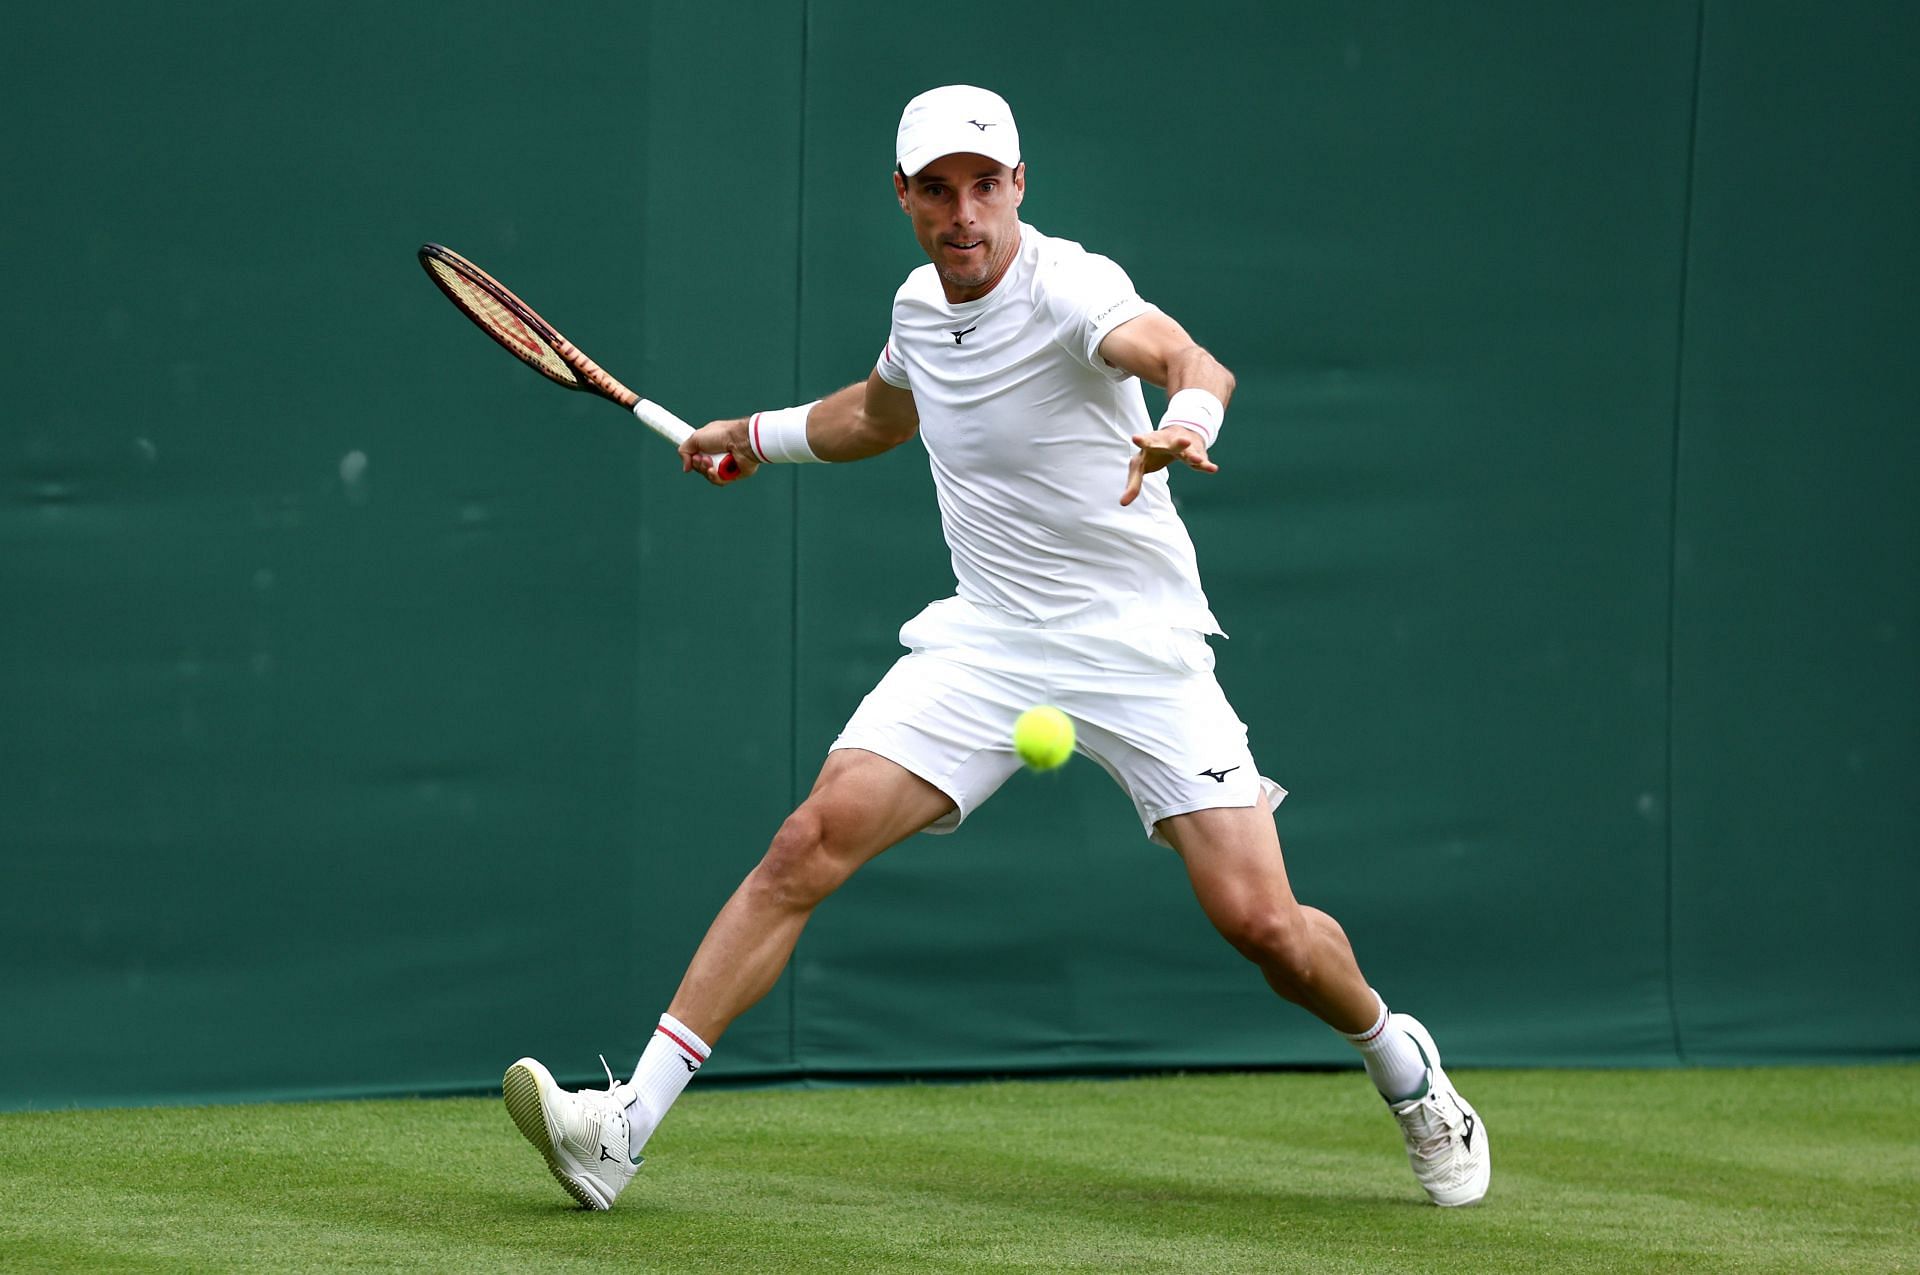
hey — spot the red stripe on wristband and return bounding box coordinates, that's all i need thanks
[749,412,767,463]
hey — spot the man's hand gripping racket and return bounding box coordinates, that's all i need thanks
[417,243,739,483]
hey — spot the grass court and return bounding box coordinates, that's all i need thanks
[3,1065,1914,1272]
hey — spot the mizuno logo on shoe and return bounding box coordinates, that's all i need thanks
[600,1146,620,1163]
[1462,1112,1477,1151]
[1197,766,1240,783]
[950,324,978,346]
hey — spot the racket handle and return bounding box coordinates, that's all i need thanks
[633,398,741,484]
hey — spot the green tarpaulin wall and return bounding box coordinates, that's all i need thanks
[4,1,1915,1110]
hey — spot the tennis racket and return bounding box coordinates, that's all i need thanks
[417,243,739,482]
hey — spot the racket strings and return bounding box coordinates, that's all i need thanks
[425,256,578,387]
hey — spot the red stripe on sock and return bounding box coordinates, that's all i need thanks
[656,1024,707,1063]
[1354,1014,1390,1043]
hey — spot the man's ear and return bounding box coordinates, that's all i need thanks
[894,168,910,212]
[1012,162,1026,208]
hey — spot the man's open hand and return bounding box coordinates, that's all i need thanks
[1120,426,1218,506]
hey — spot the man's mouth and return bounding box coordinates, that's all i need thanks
[947,239,983,251]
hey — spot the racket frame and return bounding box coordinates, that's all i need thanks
[418,243,737,478]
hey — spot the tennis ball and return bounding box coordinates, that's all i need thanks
[1013,705,1075,771]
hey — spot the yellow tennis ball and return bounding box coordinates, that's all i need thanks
[1013,705,1075,771]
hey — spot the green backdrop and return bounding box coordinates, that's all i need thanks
[3,1,1914,1110]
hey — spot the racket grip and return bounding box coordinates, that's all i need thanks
[634,398,741,484]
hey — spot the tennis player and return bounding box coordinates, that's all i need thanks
[505,85,1489,1211]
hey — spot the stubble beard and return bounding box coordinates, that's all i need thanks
[937,234,1013,297]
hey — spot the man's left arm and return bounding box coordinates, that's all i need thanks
[1097,312,1236,506]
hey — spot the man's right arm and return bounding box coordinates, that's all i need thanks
[680,372,919,483]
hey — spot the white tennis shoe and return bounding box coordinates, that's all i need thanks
[502,1055,641,1210]
[1387,1014,1490,1207]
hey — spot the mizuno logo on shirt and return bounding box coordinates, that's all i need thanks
[1198,766,1240,783]
[950,324,978,346]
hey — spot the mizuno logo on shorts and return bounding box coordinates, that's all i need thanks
[1198,766,1240,783]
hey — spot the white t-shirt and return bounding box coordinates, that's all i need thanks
[874,222,1221,635]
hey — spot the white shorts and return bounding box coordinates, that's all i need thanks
[831,598,1285,847]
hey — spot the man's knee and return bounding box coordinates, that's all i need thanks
[1215,902,1317,988]
[751,805,854,911]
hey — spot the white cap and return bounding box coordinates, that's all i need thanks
[895,85,1021,177]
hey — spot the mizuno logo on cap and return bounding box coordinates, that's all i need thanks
[967,120,997,131]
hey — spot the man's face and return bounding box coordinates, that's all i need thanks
[894,154,1026,303]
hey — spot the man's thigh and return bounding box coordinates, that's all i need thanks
[799,746,960,860]
[1156,803,1300,916]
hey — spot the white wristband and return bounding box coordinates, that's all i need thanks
[749,401,823,464]
[1160,387,1224,448]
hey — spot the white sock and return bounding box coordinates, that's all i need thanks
[1342,991,1430,1104]
[625,1012,710,1151]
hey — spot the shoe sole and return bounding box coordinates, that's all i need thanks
[1395,1016,1491,1207]
[503,1058,612,1210]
